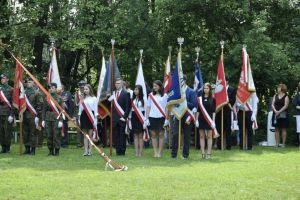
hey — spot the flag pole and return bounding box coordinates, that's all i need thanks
[110,39,115,156]
[195,47,200,149]
[177,37,184,157]
[220,41,225,151]
[168,46,172,149]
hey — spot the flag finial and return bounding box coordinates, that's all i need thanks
[139,49,143,58]
[220,41,225,49]
[49,37,56,49]
[111,39,115,47]
[177,37,184,48]
[195,47,200,62]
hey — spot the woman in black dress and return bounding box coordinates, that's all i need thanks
[78,84,98,156]
[272,84,290,147]
[196,83,216,159]
[130,85,145,157]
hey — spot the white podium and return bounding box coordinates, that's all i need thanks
[267,111,276,146]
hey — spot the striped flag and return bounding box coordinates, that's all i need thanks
[163,55,172,93]
[47,47,62,90]
[13,60,26,121]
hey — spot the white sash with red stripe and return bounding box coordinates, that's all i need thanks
[80,97,99,140]
[197,96,219,138]
[185,109,195,124]
[131,99,149,141]
[47,96,60,116]
[0,89,12,109]
[112,91,125,118]
[149,93,166,118]
[25,94,37,116]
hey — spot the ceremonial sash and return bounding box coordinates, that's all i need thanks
[185,109,195,124]
[197,96,219,138]
[80,97,99,140]
[112,91,125,118]
[25,94,37,116]
[0,89,12,109]
[149,93,166,118]
[131,99,149,141]
[47,96,60,116]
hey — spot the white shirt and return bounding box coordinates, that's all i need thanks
[132,98,145,112]
[78,96,98,118]
[147,93,168,118]
[236,92,259,113]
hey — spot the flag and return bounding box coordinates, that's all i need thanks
[194,62,204,97]
[167,49,187,120]
[97,55,110,119]
[47,47,62,90]
[163,55,172,93]
[135,54,148,111]
[214,52,228,111]
[13,60,26,121]
[236,47,256,104]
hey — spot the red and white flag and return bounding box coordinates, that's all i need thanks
[236,47,256,105]
[47,47,62,90]
[163,55,172,93]
[13,60,26,120]
[214,52,228,111]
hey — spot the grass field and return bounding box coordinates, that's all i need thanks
[0,145,299,200]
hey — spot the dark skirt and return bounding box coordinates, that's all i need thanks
[272,114,289,128]
[131,111,144,134]
[80,110,93,129]
[149,117,164,132]
[198,115,212,130]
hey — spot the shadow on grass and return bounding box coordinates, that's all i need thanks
[0,145,298,171]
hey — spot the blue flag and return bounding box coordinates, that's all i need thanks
[167,50,187,120]
[194,62,204,97]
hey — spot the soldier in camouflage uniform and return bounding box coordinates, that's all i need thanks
[0,74,14,154]
[23,77,43,155]
[42,83,64,156]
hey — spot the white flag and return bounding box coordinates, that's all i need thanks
[97,55,107,101]
[47,48,62,90]
[135,56,148,111]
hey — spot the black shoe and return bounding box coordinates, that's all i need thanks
[54,148,60,156]
[30,147,36,155]
[23,146,30,155]
[48,148,53,156]
[171,154,177,158]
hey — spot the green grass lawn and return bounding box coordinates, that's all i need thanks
[0,145,299,200]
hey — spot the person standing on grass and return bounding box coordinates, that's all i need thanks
[42,83,64,156]
[196,83,216,159]
[171,75,197,159]
[74,80,86,148]
[129,85,146,157]
[272,84,289,148]
[23,77,43,155]
[292,82,300,149]
[78,84,98,156]
[109,78,131,156]
[145,80,168,158]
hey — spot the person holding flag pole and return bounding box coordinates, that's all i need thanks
[234,45,259,150]
[214,41,230,151]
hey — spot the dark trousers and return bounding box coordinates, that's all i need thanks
[23,117,38,147]
[0,115,12,146]
[61,120,69,147]
[171,118,191,158]
[113,121,126,155]
[216,109,232,149]
[238,111,253,150]
[97,120,107,147]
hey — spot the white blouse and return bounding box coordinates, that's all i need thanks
[78,96,98,117]
[132,98,145,112]
[147,93,168,118]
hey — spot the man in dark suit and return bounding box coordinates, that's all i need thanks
[216,77,236,150]
[171,75,197,159]
[110,78,131,155]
